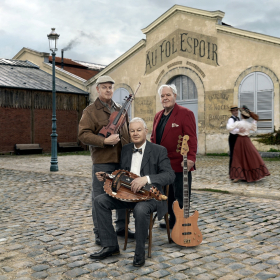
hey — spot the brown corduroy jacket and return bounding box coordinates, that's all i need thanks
[78,98,130,164]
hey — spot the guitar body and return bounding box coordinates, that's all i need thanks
[171,200,203,247]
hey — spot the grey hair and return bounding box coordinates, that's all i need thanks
[129,117,147,129]
[158,84,177,96]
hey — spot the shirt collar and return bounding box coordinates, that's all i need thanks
[133,141,146,154]
[99,98,116,110]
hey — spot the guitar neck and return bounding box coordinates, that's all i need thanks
[183,155,190,219]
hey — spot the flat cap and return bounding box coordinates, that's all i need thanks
[96,75,115,85]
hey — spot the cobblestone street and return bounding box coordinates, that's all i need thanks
[0,155,280,279]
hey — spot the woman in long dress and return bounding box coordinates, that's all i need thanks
[227,105,270,183]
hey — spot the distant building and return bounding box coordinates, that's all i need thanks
[50,50,105,80]
[86,4,280,153]
[0,58,88,154]
[13,47,105,92]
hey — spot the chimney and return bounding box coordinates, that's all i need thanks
[61,49,64,69]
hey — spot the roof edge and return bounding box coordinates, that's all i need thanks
[141,5,225,35]
[85,39,146,86]
[43,62,87,85]
[0,85,88,95]
[13,47,50,60]
[216,25,280,45]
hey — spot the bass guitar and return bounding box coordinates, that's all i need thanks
[171,135,203,247]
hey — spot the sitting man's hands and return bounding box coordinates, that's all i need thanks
[95,171,106,182]
[131,177,148,193]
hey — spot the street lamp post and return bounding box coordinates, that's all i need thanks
[47,28,60,172]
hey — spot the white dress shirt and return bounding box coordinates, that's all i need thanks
[227,116,240,134]
[227,119,257,136]
[130,141,151,184]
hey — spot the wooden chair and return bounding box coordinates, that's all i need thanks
[123,185,172,258]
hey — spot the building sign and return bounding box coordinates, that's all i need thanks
[146,29,219,74]
[205,90,233,130]
[134,96,156,131]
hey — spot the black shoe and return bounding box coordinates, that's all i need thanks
[116,228,135,238]
[95,237,101,246]
[133,253,145,267]
[159,220,174,229]
[159,221,166,229]
[89,245,120,260]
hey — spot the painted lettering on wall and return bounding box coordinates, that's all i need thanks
[205,90,233,131]
[134,96,156,131]
[146,29,219,74]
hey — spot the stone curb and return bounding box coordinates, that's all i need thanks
[259,152,280,158]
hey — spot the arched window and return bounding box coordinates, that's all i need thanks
[169,75,198,101]
[167,75,198,137]
[239,72,274,133]
[113,88,131,120]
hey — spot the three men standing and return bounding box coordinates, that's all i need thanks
[78,79,197,265]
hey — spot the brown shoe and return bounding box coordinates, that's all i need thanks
[233,179,239,183]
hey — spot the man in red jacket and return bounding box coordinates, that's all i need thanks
[150,84,197,229]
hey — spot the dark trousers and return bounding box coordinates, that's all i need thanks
[168,171,192,225]
[229,134,238,174]
[92,163,126,238]
[94,193,157,256]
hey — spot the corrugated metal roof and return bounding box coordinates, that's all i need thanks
[0,58,39,68]
[0,59,87,94]
[73,60,106,70]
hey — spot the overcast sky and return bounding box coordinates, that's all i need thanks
[1,0,280,66]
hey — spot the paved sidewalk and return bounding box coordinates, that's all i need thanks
[0,155,280,279]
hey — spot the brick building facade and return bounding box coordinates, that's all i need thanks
[0,59,88,154]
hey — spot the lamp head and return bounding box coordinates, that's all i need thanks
[47,28,60,52]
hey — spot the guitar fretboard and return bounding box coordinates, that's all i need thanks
[183,155,190,219]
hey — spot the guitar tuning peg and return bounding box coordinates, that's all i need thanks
[177,144,181,148]
[178,140,182,143]
[176,149,180,153]
[178,135,183,139]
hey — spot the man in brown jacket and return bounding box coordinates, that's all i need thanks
[78,75,132,245]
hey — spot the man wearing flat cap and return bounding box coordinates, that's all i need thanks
[226,105,244,174]
[78,75,133,245]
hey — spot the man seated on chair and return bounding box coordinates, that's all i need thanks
[91,117,175,267]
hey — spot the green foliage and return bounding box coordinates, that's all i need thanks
[263,157,280,161]
[255,129,280,145]
[267,148,280,152]
[206,153,228,156]
[42,151,91,156]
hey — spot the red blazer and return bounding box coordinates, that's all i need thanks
[150,103,197,172]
